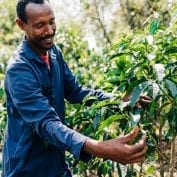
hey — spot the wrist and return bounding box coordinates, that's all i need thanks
[83,139,101,156]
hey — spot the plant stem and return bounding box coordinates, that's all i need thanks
[139,162,143,177]
[159,121,164,177]
[168,136,176,177]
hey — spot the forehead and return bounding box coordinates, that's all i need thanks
[25,2,54,22]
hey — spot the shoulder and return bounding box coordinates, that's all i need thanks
[6,48,28,72]
[5,45,36,81]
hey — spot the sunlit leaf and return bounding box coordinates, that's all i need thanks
[146,35,154,45]
[153,63,165,82]
[152,82,160,99]
[97,114,126,133]
[83,2,90,9]
[130,109,141,127]
[146,165,155,174]
[92,99,119,109]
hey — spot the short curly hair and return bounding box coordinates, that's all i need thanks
[16,0,50,23]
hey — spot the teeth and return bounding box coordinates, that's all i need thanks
[44,38,52,41]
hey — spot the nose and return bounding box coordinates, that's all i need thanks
[45,25,54,35]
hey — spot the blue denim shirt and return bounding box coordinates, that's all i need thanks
[2,39,112,177]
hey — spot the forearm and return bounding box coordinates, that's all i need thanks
[83,139,112,160]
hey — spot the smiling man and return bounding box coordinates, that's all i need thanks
[2,0,148,177]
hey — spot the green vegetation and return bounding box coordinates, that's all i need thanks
[64,13,177,177]
[0,0,176,176]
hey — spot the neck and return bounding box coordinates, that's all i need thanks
[41,51,48,56]
[25,37,49,56]
[32,47,48,56]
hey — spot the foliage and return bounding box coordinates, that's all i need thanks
[118,0,172,30]
[79,0,174,49]
[0,0,21,46]
[0,2,22,143]
[55,24,106,88]
[0,0,177,176]
[0,0,19,149]
[65,7,177,177]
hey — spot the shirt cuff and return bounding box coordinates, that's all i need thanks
[79,140,92,162]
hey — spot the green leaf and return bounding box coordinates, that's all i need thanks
[130,108,142,127]
[92,99,119,109]
[97,114,126,133]
[0,88,4,100]
[130,81,148,107]
[118,43,127,53]
[164,46,177,54]
[93,115,100,130]
[149,19,160,35]
[83,2,90,9]
[130,87,141,107]
[146,165,155,175]
[0,73,4,80]
[165,79,177,98]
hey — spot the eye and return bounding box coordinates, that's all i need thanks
[49,18,56,26]
[34,23,44,29]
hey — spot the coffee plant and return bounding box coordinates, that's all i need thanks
[0,1,177,176]
[65,8,177,177]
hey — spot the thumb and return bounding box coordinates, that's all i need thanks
[120,126,139,144]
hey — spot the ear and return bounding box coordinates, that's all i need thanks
[16,18,26,31]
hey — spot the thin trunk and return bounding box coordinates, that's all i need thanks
[159,122,165,177]
[168,136,176,177]
[93,0,112,45]
[139,162,143,177]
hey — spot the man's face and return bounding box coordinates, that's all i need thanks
[17,1,56,55]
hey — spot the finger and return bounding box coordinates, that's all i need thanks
[140,95,151,100]
[135,102,142,108]
[129,156,145,164]
[120,143,147,164]
[122,95,130,102]
[139,98,151,104]
[135,95,151,107]
[131,144,147,160]
[136,134,146,147]
[120,127,139,143]
[137,98,151,108]
[130,135,147,153]
[120,147,146,164]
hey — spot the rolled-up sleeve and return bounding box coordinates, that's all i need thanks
[6,63,90,160]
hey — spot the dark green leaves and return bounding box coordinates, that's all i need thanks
[165,79,177,98]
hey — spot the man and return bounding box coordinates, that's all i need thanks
[2,0,148,176]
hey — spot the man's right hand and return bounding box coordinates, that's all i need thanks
[83,127,147,164]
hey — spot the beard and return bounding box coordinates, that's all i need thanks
[39,32,55,42]
[37,32,55,50]
[26,32,56,55]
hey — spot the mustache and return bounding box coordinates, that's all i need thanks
[40,33,55,41]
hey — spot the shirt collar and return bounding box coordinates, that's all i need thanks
[20,37,57,64]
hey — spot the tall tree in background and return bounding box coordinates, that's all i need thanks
[119,0,172,30]
[80,0,119,48]
[79,0,174,48]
